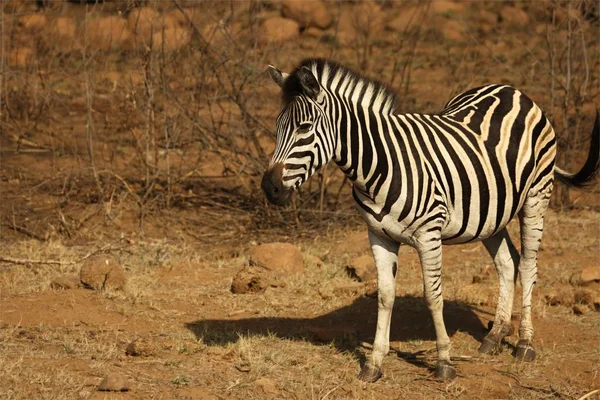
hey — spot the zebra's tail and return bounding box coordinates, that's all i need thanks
[554,111,600,188]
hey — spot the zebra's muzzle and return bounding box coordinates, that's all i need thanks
[262,163,291,206]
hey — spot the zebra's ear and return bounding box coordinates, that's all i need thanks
[298,66,320,99]
[268,65,289,89]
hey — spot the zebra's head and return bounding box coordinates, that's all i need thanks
[261,64,333,206]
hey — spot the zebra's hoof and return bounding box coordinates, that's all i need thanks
[514,340,536,361]
[478,337,501,355]
[358,364,382,383]
[435,361,456,380]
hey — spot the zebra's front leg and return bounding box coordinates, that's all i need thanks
[479,228,520,355]
[358,230,399,383]
[417,234,456,379]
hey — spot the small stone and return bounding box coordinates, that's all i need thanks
[97,373,131,392]
[8,47,33,67]
[500,6,530,25]
[249,243,304,276]
[260,17,299,43]
[303,27,324,38]
[572,304,587,315]
[80,256,126,291]
[346,255,377,282]
[19,14,47,31]
[570,266,600,285]
[281,0,332,29]
[574,289,595,307]
[127,7,160,44]
[50,275,82,290]
[87,16,132,52]
[254,377,280,397]
[231,266,268,294]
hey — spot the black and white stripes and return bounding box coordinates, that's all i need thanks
[262,58,600,381]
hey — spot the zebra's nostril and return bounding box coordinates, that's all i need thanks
[273,187,279,193]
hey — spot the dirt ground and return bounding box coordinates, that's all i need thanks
[1,1,600,399]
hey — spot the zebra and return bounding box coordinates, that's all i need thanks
[261,58,600,381]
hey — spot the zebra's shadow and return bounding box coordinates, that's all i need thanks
[184,294,489,364]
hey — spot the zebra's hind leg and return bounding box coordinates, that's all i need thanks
[479,228,520,355]
[416,233,456,380]
[358,230,399,382]
[515,189,552,361]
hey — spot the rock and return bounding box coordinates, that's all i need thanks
[18,14,47,32]
[570,266,600,285]
[336,1,383,46]
[87,16,132,52]
[254,377,280,397]
[594,295,600,312]
[500,6,530,25]
[97,373,131,392]
[260,17,299,43]
[303,27,324,39]
[80,256,126,291]
[231,266,269,294]
[281,0,332,29]
[346,255,377,282]
[574,289,595,307]
[249,243,304,276]
[8,47,33,67]
[50,275,82,290]
[127,7,160,44]
[125,337,155,357]
[572,304,586,315]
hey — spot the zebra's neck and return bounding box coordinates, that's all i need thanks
[330,96,402,195]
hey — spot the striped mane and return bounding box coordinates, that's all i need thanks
[281,58,398,114]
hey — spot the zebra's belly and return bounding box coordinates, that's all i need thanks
[356,193,527,247]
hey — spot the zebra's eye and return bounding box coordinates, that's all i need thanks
[297,123,313,133]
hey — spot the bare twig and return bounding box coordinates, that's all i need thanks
[0,240,126,267]
[577,389,600,400]
[2,221,48,242]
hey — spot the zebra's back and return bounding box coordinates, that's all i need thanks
[398,85,556,244]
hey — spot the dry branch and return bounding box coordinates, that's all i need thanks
[0,240,126,267]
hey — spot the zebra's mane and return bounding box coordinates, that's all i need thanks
[281,59,398,114]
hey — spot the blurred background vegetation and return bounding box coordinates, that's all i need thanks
[1,0,598,243]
